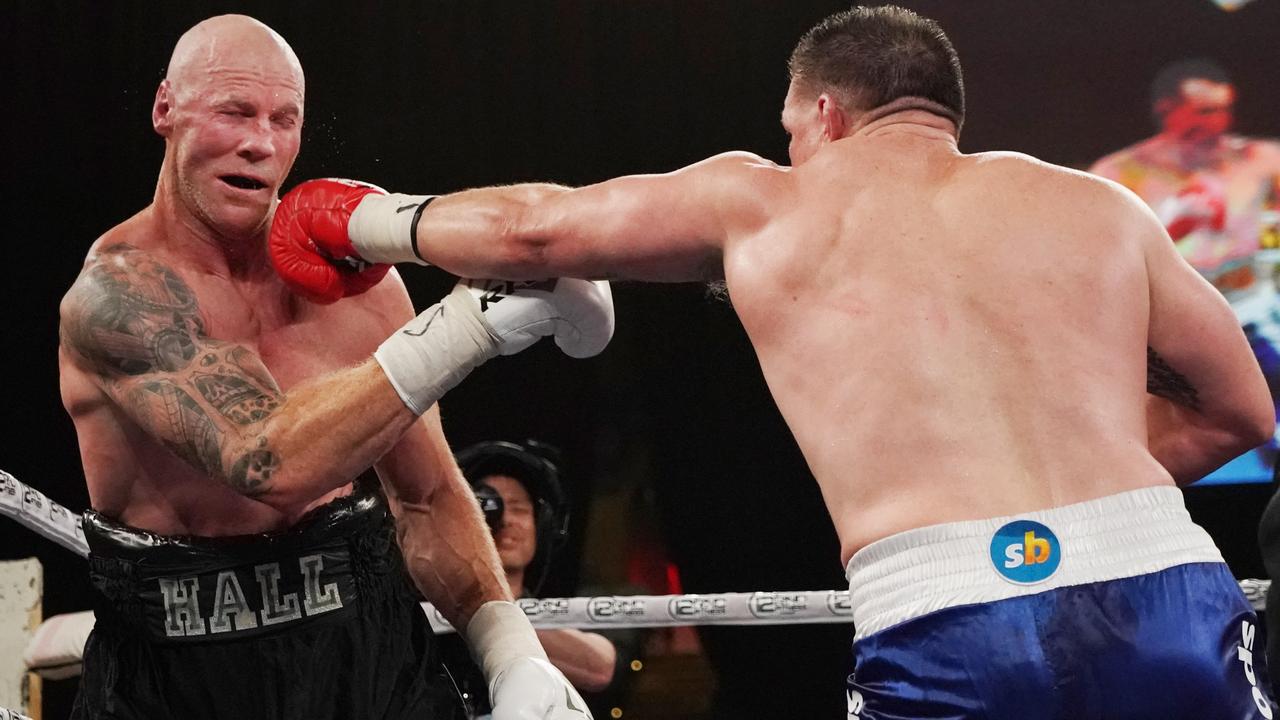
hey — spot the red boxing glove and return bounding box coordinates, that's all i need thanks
[1163,178,1227,241]
[269,179,392,304]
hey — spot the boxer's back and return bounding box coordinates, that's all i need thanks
[726,138,1171,562]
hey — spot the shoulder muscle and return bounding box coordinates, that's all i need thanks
[60,244,205,377]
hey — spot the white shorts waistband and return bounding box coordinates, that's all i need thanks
[844,485,1224,641]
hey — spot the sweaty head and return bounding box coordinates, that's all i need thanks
[1150,59,1234,144]
[784,5,964,165]
[155,15,304,241]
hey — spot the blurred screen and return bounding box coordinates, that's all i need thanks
[1088,62,1280,486]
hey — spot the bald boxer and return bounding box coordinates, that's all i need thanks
[57,15,605,720]
[274,5,1275,718]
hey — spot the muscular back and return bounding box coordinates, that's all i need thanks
[725,144,1172,560]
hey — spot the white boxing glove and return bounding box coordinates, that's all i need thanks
[465,601,592,720]
[373,278,614,415]
[460,278,614,358]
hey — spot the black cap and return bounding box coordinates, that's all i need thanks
[458,441,557,505]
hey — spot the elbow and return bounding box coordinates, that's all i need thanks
[578,675,613,694]
[1194,385,1277,462]
[1233,393,1277,452]
[218,443,316,518]
[545,631,617,692]
[496,210,552,279]
[1242,413,1277,454]
[499,228,551,279]
[494,189,570,279]
[1208,411,1274,469]
[578,659,616,693]
[1242,368,1278,448]
[583,643,618,692]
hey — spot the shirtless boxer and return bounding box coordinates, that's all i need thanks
[274,6,1276,718]
[57,15,605,719]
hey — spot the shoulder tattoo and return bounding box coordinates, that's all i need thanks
[62,246,204,376]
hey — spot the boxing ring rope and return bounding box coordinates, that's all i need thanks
[0,471,87,558]
[2,466,1273,678]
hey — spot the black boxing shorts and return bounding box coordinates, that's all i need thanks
[71,485,457,720]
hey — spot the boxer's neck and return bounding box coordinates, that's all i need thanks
[152,169,274,281]
[851,106,959,148]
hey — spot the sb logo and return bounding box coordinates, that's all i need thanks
[989,520,1061,585]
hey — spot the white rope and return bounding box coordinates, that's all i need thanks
[0,469,88,557]
[1,466,1272,636]
[424,590,854,633]
[24,591,852,678]
[7,463,1276,682]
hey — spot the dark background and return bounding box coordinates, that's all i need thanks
[3,1,1279,718]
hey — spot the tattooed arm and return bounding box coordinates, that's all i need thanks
[59,244,421,512]
[1141,204,1274,484]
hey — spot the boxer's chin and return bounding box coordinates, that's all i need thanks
[197,196,272,242]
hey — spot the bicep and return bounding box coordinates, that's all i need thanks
[60,251,284,493]
[524,172,729,281]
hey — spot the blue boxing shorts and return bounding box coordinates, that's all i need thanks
[844,486,1276,720]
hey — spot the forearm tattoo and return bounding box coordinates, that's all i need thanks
[1147,346,1202,412]
[62,245,283,496]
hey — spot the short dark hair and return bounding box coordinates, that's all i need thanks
[1149,58,1231,110]
[788,5,964,130]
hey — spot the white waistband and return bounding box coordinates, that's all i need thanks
[844,486,1224,641]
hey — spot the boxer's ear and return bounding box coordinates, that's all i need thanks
[153,80,175,137]
[817,93,848,143]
